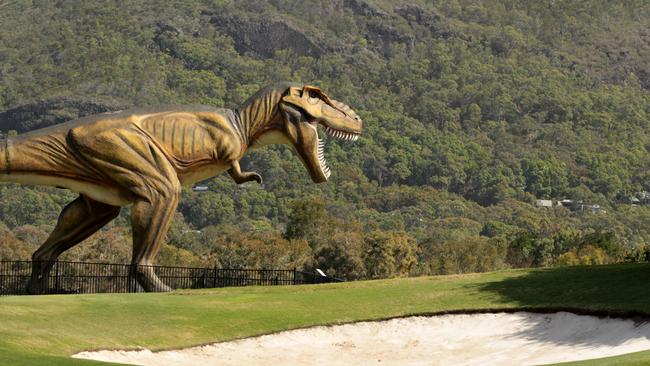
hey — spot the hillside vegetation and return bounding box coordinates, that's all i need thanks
[0,1,649,278]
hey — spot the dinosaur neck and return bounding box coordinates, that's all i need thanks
[237,83,295,147]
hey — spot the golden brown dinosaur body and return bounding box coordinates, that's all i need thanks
[3,106,240,205]
[0,83,362,293]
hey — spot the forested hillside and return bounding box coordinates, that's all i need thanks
[0,0,649,279]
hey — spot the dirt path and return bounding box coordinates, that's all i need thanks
[73,312,650,365]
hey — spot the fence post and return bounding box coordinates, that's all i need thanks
[213,265,217,288]
[54,261,60,294]
[292,267,296,285]
[129,264,136,293]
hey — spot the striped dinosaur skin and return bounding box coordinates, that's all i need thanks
[0,82,362,293]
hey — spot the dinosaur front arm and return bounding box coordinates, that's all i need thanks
[228,160,262,185]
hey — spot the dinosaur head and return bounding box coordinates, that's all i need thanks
[276,85,363,183]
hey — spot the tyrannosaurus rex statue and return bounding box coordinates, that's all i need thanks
[0,82,362,293]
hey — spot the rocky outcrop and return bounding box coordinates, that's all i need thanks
[395,4,453,39]
[365,20,414,54]
[0,98,126,133]
[354,4,454,56]
[153,22,183,61]
[342,0,389,18]
[152,22,209,70]
[208,14,325,59]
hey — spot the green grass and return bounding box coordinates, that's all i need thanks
[3,263,650,365]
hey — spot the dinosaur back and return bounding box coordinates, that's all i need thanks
[13,105,232,140]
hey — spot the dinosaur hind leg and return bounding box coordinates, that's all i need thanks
[69,127,181,292]
[130,194,179,292]
[28,195,120,294]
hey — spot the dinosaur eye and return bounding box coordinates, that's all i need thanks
[308,92,321,105]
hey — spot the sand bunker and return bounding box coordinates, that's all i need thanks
[73,312,650,366]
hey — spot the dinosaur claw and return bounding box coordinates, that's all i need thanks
[253,173,263,184]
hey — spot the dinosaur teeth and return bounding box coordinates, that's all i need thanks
[317,137,329,178]
[319,126,359,179]
[325,127,360,141]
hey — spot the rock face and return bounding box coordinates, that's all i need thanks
[339,3,454,56]
[395,4,453,39]
[365,20,414,54]
[0,98,126,133]
[208,14,324,59]
[342,0,389,18]
[153,22,185,64]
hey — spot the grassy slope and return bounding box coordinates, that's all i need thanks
[2,264,650,365]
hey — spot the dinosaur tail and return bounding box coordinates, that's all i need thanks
[0,135,60,179]
[0,133,101,184]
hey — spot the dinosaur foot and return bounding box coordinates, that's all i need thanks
[132,265,172,292]
[26,261,53,295]
[26,278,50,295]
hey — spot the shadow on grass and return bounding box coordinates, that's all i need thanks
[465,263,650,348]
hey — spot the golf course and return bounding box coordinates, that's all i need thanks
[3,263,650,365]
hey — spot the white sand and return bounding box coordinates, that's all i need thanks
[73,312,650,366]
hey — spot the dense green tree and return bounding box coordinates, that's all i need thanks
[0,222,32,260]
[284,197,330,243]
[313,231,365,280]
[179,191,236,229]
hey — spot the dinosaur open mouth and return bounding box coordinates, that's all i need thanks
[316,125,361,179]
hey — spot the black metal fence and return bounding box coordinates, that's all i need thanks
[0,260,342,296]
